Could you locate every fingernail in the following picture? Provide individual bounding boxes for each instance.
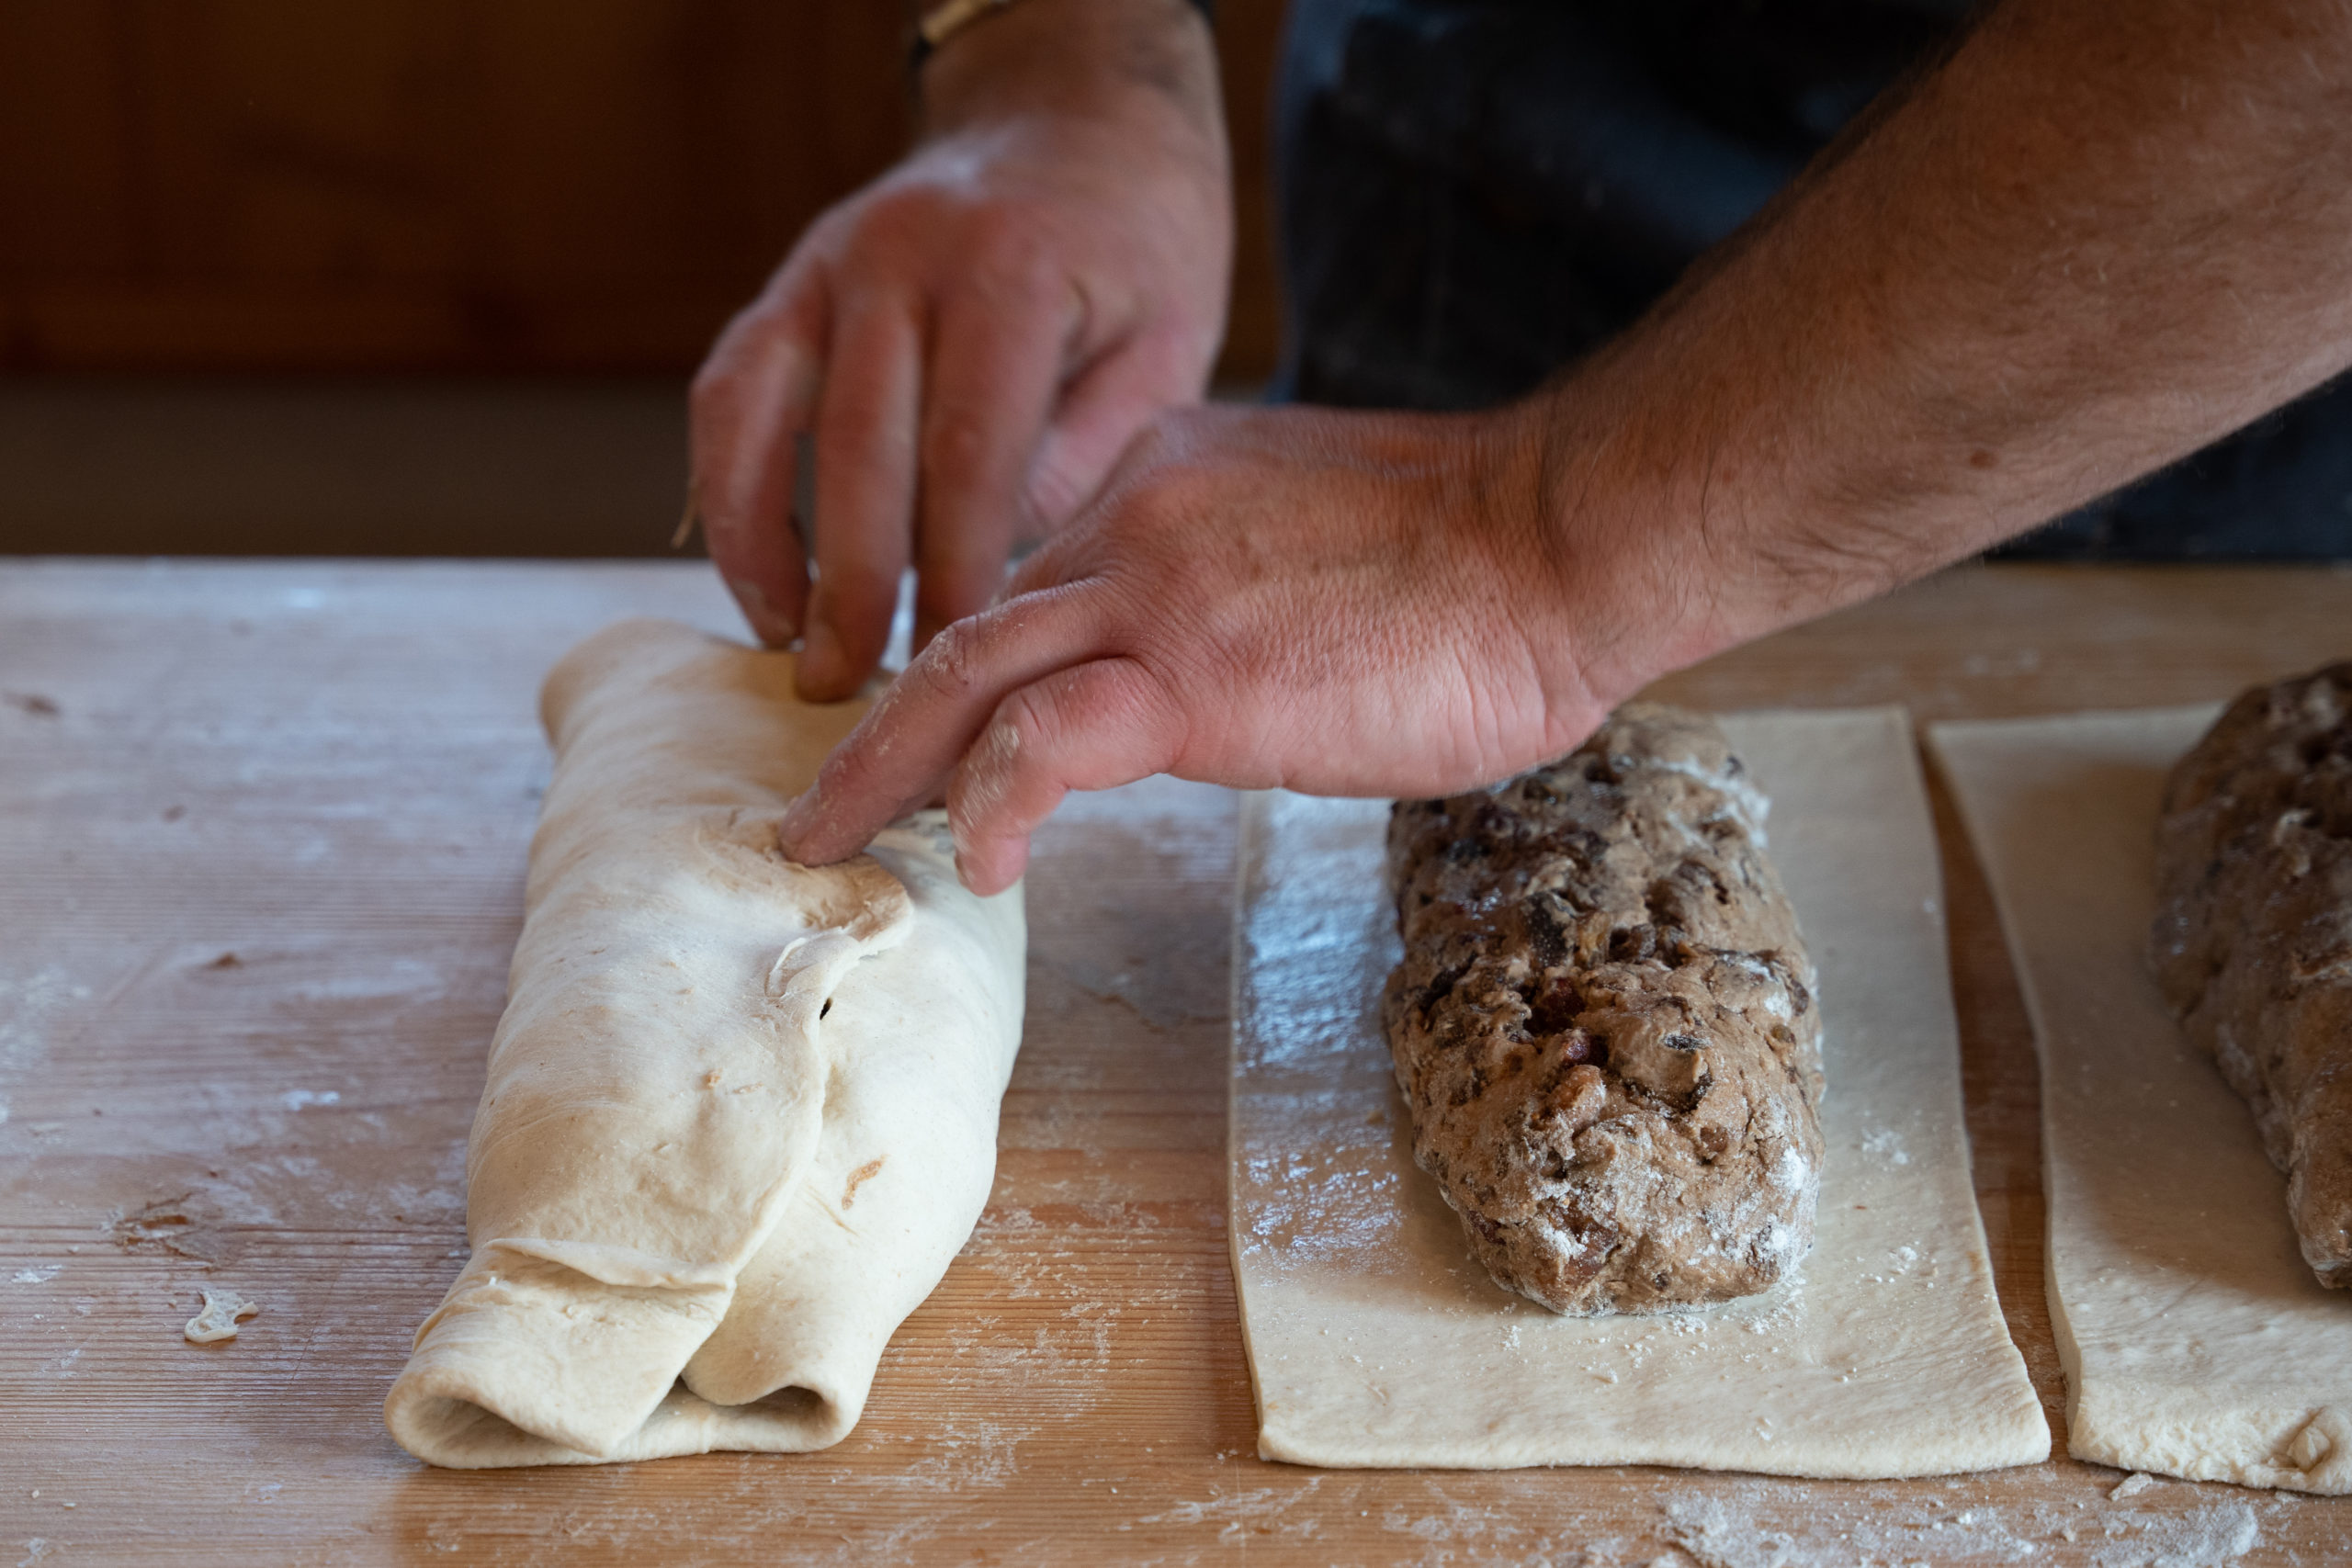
[797,618,842,694]
[775,790,819,861]
[727,578,796,648]
[950,834,1025,897]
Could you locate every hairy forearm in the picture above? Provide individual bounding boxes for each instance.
[920,0,1223,147]
[1546,0,2352,694]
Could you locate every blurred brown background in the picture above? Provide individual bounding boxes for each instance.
[0,0,1287,555]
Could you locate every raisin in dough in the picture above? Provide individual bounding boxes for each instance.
[2150,663,2352,1288]
[384,618,1025,1468]
[1384,705,1824,1314]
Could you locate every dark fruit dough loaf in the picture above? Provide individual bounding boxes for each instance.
[1383,704,1826,1315]
[2151,662,2352,1288]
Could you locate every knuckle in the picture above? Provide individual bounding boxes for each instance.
[967,204,1037,259]
[688,362,734,420]
[861,184,962,248]
[910,618,986,704]
[945,714,1028,828]
[1096,487,1187,559]
[968,220,1061,298]
[923,406,992,477]
[1004,539,1071,600]
[984,703,1036,775]
[1118,658,1195,771]
[821,379,908,446]
[995,686,1057,750]
[692,331,762,411]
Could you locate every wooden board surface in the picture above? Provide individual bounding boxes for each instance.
[4,558,2351,1565]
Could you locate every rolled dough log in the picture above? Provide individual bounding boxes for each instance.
[384,619,1025,1468]
[1231,708,2046,1474]
[2148,665,2352,1287]
[1932,707,2352,1494]
[1383,705,1826,1314]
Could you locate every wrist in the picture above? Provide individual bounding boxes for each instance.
[1493,385,1726,717]
[919,0,1219,144]
[1516,310,1904,709]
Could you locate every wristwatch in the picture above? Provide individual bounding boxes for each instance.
[910,0,1214,71]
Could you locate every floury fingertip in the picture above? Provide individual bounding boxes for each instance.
[774,790,820,861]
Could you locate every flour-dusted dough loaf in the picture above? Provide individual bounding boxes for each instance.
[383,619,1025,1467]
[1382,704,1824,1314]
[2150,662,2352,1288]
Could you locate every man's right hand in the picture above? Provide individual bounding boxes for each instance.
[690,0,1233,701]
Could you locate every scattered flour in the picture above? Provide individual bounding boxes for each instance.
[1140,1477,1329,1545]
[2087,1503,2259,1568]
[0,967,93,1080]
[1860,1128,1912,1167]
[1652,1486,2267,1568]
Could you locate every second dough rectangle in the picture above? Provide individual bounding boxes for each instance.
[1930,705,2352,1495]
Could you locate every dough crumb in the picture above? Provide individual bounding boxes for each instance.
[2109,1471,2159,1500]
[842,1156,886,1209]
[184,1289,259,1344]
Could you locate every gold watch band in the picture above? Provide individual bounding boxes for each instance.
[917,0,1023,55]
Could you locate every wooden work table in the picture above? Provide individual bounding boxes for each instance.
[4,558,2350,1564]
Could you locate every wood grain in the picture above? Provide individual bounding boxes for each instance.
[3,559,2349,1564]
[0,0,1290,383]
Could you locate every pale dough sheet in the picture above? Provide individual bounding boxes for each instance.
[384,619,1026,1468]
[1930,707,2352,1494]
[1229,707,2047,1475]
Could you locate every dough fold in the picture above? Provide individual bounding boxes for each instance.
[385,619,1025,1468]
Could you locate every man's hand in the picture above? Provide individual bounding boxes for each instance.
[690,0,1231,700]
[775,402,1676,893]
[783,0,2352,891]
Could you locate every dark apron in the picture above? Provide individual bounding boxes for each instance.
[1272,0,2352,559]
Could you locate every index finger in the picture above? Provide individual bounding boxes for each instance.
[775,580,1112,864]
[690,267,827,647]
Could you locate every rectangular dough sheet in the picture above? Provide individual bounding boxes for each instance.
[1930,706,2352,1494]
[1229,707,2047,1474]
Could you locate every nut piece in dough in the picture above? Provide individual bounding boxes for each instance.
[1383,704,1825,1314]
[2150,661,2352,1287]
